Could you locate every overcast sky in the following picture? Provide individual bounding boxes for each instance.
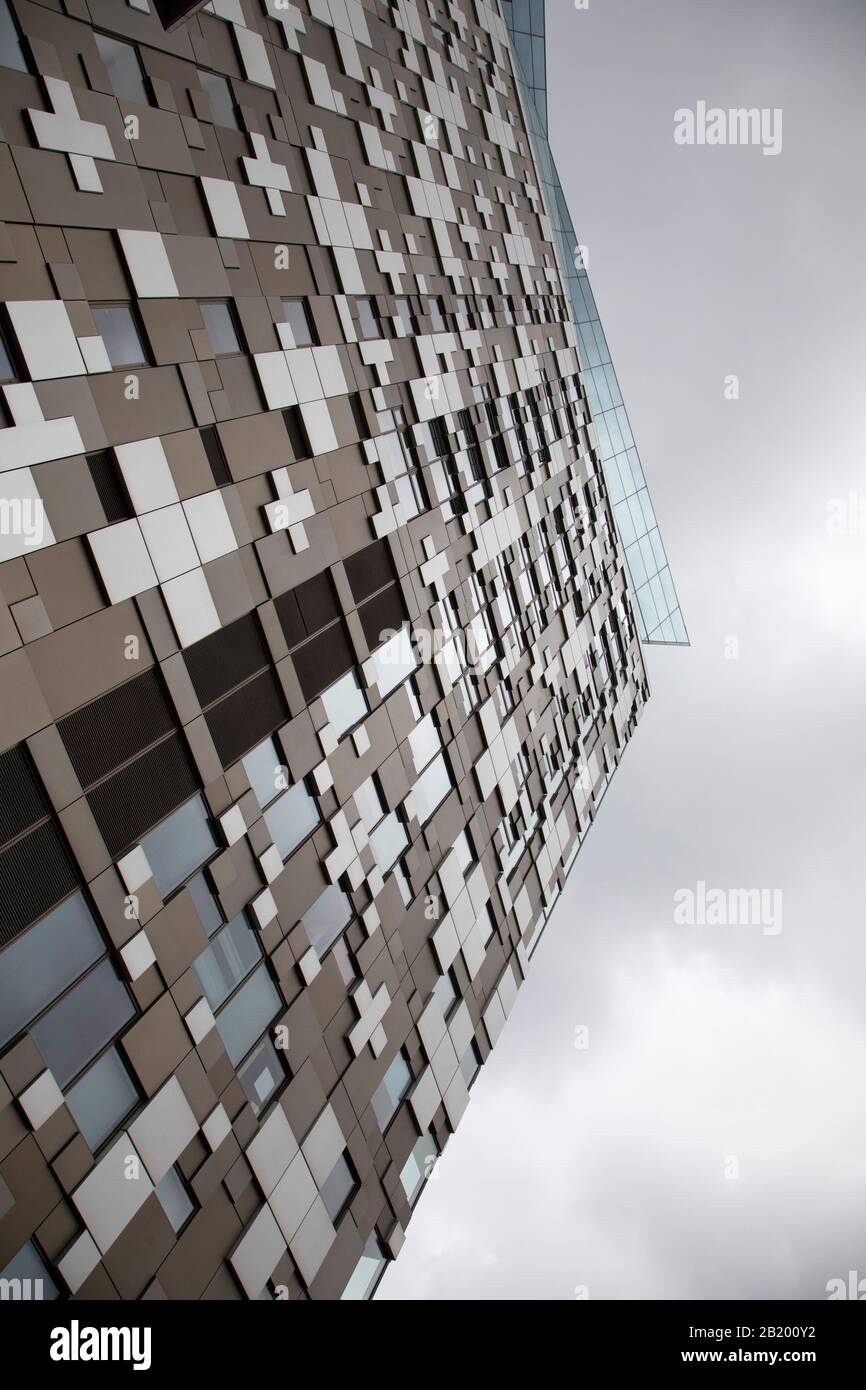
[379,0,866,1300]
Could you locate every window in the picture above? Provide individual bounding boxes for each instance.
[356,297,380,340]
[431,970,457,1019]
[94,33,149,106]
[393,298,414,335]
[0,893,103,1049]
[368,812,408,876]
[302,884,353,959]
[281,298,314,348]
[65,1046,138,1151]
[460,1041,481,1087]
[193,909,285,1095]
[201,301,241,356]
[399,1130,438,1206]
[371,1050,412,1131]
[186,871,223,937]
[194,912,260,1012]
[140,795,217,899]
[427,297,447,332]
[239,1036,285,1116]
[31,958,135,1089]
[155,1168,195,1232]
[453,831,475,874]
[199,69,238,129]
[331,936,358,987]
[320,670,367,739]
[340,1234,387,1301]
[242,737,282,810]
[0,0,27,72]
[0,328,15,382]
[366,627,418,698]
[320,1152,357,1222]
[411,753,453,824]
[216,964,281,1067]
[91,305,147,368]
[264,781,320,861]
[353,777,408,878]
[354,777,384,832]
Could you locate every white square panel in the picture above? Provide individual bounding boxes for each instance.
[200,176,249,239]
[0,469,55,561]
[300,400,338,455]
[6,301,86,380]
[139,505,199,581]
[182,491,237,564]
[285,349,322,403]
[120,930,157,982]
[117,229,179,298]
[72,1134,154,1255]
[161,568,221,647]
[115,438,178,513]
[88,519,158,604]
[253,351,297,409]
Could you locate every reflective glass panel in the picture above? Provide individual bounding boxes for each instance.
[31,960,135,1088]
[91,306,146,367]
[201,302,240,356]
[0,893,103,1049]
[141,795,216,898]
[303,885,352,957]
[65,1046,138,1151]
[264,782,319,860]
[371,1050,411,1131]
[215,964,281,1066]
[193,913,260,1012]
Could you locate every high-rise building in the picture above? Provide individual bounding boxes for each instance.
[0,0,681,1302]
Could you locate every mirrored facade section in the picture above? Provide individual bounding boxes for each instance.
[505,4,687,643]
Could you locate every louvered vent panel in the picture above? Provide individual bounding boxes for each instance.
[0,745,48,847]
[0,822,78,948]
[86,450,131,523]
[205,669,287,767]
[58,668,176,790]
[88,734,199,858]
[184,613,268,709]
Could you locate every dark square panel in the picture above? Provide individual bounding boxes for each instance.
[292,623,355,701]
[295,572,339,636]
[344,540,396,605]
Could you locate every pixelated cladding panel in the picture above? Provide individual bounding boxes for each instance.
[0,0,647,1302]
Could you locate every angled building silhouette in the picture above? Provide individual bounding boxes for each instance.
[0,0,682,1301]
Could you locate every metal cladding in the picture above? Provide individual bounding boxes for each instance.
[0,0,648,1300]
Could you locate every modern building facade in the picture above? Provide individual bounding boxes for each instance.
[0,0,678,1301]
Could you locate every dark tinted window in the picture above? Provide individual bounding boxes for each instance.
[0,0,27,72]
[31,959,135,1088]
[201,301,241,356]
[92,305,146,368]
[356,297,380,340]
[94,33,149,105]
[281,299,314,347]
[0,893,103,1049]
[199,69,238,128]
[0,329,15,381]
